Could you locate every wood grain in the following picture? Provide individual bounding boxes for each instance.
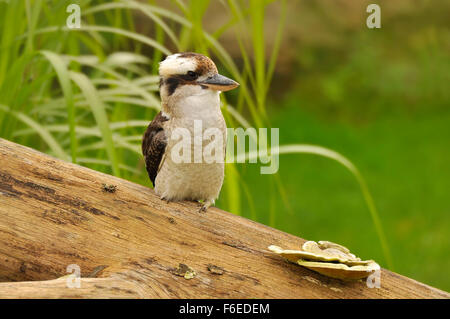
[0,138,448,299]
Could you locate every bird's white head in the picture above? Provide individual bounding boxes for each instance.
[158,52,239,109]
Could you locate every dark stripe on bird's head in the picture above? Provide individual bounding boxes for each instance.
[165,77,180,96]
[163,72,204,96]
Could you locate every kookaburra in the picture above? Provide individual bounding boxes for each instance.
[142,52,239,212]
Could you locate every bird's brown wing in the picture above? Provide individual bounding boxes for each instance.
[142,111,169,186]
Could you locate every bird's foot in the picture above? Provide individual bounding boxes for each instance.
[160,196,171,204]
[199,199,213,213]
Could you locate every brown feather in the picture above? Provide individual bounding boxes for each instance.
[142,112,169,186]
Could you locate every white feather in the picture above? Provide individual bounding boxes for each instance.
[159,53,197,77]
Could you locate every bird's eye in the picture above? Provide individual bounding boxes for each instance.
[187,71,198,79]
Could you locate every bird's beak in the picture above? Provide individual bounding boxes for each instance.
[199,74,239,92]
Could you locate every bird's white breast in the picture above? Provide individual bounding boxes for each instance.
[155,90,226,202]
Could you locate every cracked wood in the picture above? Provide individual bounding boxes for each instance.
[0,138,448,298]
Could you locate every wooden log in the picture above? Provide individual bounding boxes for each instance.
[0,138,448,299]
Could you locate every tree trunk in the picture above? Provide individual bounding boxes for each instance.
[0,138,447,298]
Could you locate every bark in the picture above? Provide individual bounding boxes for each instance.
[0,138,447,299]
